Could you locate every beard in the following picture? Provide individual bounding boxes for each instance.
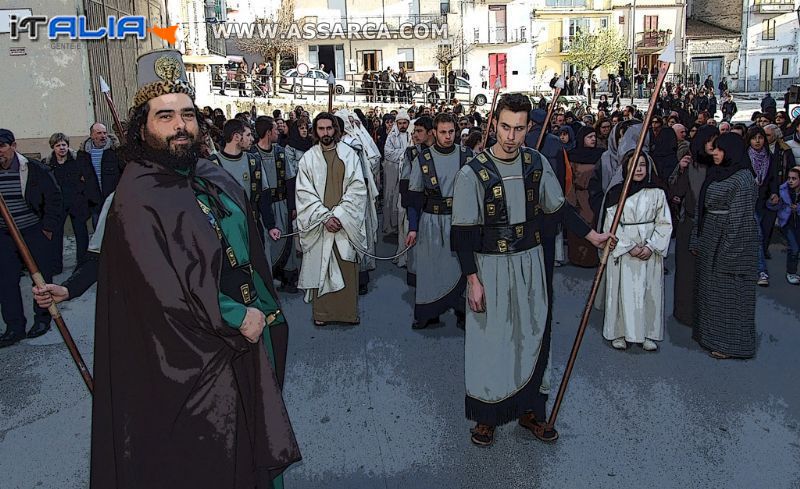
[141,127,201,171]
[320,135,334,146]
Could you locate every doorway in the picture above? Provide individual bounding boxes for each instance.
[489,53,507,88]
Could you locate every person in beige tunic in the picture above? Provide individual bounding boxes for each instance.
[295,113,368,325]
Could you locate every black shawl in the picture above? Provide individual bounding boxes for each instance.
[568,126,605,165]
[697,133,755,231]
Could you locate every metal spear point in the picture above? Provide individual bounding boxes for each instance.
[480,78,504,150]
[545,41,676,432]
[536,76,564,150]
[100,76,126,138]
[0,192,94,393]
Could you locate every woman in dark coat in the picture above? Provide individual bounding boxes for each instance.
[669,125,717,325]
[566,126,605,267]
[690,133,759,359]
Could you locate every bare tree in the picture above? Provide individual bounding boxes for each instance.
[236,0,297,92]
[434,33,474,100]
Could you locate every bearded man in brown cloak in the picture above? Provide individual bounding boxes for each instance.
[90,49,300,489]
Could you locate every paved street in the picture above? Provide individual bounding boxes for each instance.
[1,223,799,488]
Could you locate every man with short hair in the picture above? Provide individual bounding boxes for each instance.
[396,116,435,282]
[405,113,473,329]
[90,50,299,486]
[296,113,368,325]
[765,124,797,183]
[251,116,299,292]
[451,93,614,446]
[719,121,731,134]
[77,122,123,227]
[0,129,63,347]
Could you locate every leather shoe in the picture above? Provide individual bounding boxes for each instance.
[0,330,24,348]
[26,321,51,339]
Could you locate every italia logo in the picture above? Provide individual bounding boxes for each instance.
[10,15,177,44]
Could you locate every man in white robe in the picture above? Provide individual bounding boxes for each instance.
[296,113,368,325]
[336,110,379,295]
[383,110,411,234]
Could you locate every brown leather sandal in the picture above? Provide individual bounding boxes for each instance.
[470,424,495,447]
[519,412,559,442]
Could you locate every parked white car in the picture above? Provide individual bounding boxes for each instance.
[279,69,351,95]
[454,76,493,106]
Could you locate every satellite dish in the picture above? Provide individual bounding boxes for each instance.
[296,63,309,75]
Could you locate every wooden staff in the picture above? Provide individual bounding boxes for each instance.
[100,77,126,138]
[546,42,676,432]
[536,77,564,150]
[0,192,94,393]
[480,78,503,150]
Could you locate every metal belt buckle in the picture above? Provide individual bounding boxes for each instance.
[497,239,508,253]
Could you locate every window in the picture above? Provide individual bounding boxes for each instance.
[619,16,625,24]
[759,58,774,91]
[763,19,776,40]
[398,48,414,71]
[600,18,608,29]
[440,1,450,15]
[782,58,790,75]
[644,15,658,31]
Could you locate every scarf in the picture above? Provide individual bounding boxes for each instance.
[287,122,313,152]
[748,146,770,185]
[568,126,605,164]
[600,150,665,230]
[697,133,755,232]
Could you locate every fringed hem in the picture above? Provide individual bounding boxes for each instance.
[414,276,466,322]
[465,383,547,427]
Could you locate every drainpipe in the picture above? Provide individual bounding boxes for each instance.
[742,0,750,92]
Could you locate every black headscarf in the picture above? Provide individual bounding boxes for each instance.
[601,149,665,229]
[287,120,313,152]
[697,132,755,231]
[689,125,719,166]
[568,126,605,164]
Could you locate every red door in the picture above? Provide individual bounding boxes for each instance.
[488,53,507,88]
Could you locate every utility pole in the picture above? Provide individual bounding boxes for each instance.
[630,0,636,104]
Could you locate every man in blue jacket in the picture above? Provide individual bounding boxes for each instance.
[0,129,63,347]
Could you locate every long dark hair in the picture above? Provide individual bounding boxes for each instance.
[311,112,342,144]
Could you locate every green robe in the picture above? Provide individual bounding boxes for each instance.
[195,185,287,489]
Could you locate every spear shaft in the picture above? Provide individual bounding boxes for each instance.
[546,56,672,431]
[0,192,94,393]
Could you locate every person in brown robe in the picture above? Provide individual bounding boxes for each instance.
[295,113,368,325]
[91,50,300,489]
[565,126,605,267]
[669,125,718,325]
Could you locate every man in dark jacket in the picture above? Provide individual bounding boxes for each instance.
[761,93,777,116]
[44,133,101,273]
[0,128,63,348]
[76,122,124,227]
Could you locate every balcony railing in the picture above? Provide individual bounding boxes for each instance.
[206,23,226,56]
[635,30,671,49]
[754,0,796,13]
[473,26,527,44]
[560,36,573,52]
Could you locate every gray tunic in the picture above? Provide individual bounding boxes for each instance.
[216,152,273,269]
[257,145,299,273]
[396,145,418,273]
[452,152,565,403]
[409,146,464,312]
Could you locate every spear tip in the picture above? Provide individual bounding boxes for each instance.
[659,40,676,64]
[99,76,110,94]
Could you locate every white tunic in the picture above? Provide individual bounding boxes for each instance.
[601,188,673,343]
